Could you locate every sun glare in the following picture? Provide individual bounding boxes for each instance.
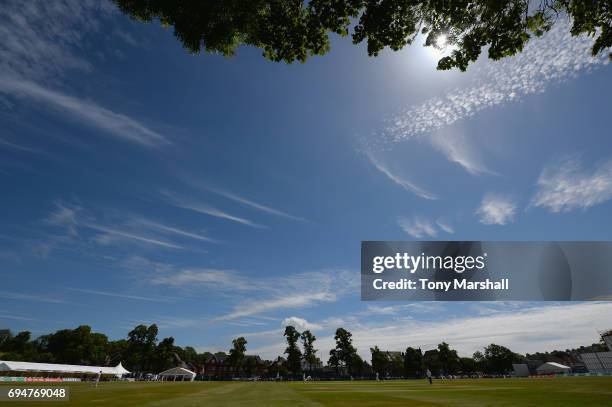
[425,33,454,60]
[435,34,447,49]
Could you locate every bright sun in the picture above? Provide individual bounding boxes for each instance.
[435,34,447,48]
[425,33,453,59]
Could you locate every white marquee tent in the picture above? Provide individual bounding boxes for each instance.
[0,360,130,377]
[158,367,196,381]
[536,362,571,375]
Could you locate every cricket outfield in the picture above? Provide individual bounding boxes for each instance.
[2,377,612,406]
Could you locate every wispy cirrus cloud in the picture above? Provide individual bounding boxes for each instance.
[398,216,454,238]
[0,290,68,305]
[204,187,308,223]
[132,218,215,243]
[0,313,38,322]
[436,219,454,234]
[212,270,357,321]
[163,191,265,228]
[138,258,356,322]
[377,20,609,174]
[476,194,517,225]
[0,78,169,147]
[150,269,249,290]
[66,287,173,303]
[45,200,211,252]
[531,156,612,213]
[0,0,168,148]
[366,152,436,200]
[87,223,184,249]
[0,0,110,81]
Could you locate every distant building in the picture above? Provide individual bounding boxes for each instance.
[581,352,612,373]
[602,330,612,352]
[202,354,266,379]
[300,358,322,371]
[536,362,571,375]
[0,360,129,381]
[158,367,196,381]
[580,329,612,373]
[512,364,530,377]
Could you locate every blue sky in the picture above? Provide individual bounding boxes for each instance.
[1,1,611,360]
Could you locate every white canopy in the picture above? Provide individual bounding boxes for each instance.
[158,367,196,381]
[536,362,571,374]
[0,361,129,377]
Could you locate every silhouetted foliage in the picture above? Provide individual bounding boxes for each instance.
[370,346,388,376]
[301,330,318,371]
[437,342,460,375]
[328,327,360,375]
[480,343,524,374]
[283,325,303,375]
[113,0,612,70]
[227,336,248,374]
[403,346,424,378]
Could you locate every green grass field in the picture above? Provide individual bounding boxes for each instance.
[2,377,612,406]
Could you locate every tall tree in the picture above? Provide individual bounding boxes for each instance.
[404,347,424,378]
[283,326,303,375]
[327,349,340,374]
[437,342,460,375]
[228,336,247,375]
[329,327,359,376]
[301,330,318,371]
[0,329,12,349]
[473,350,486,372]
[114,0,612,70]
[460,357,477,374]
[423,349,442,375]
[370,346,388,377]
[154,337,177,372]
[127,324,159,372]
[482,343,523,374]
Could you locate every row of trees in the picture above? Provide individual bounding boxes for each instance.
[282,326,320,375]
[371,342,524,378]
[2,324,601,377]
[113,0,612,70]
[1,325,209,375]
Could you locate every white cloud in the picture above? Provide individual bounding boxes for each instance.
[150,269,248,290]
[379,20,609,173]
[366,152,436,200]
[0,1,168,148]
[0,313,37,322]
[163,191,265,228]
[214,270,357,321]
[87,223,184,249]
[0,290,67,304]
[216,292,335,322]
[132,218,216,243]
[142,262,357,322]
[348,302,612,359]
[205,187,308,223]
[398,216,454,238]
[436,219,454,234]
[66,287,172,303]
[45,201,211,251]
[0,78,168,147]
[0,0,111,81]
[476,194,517,225]
[428,130,493,175]
[282,316,322,331]
[531,157,612,213]
[248,302,612,360]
